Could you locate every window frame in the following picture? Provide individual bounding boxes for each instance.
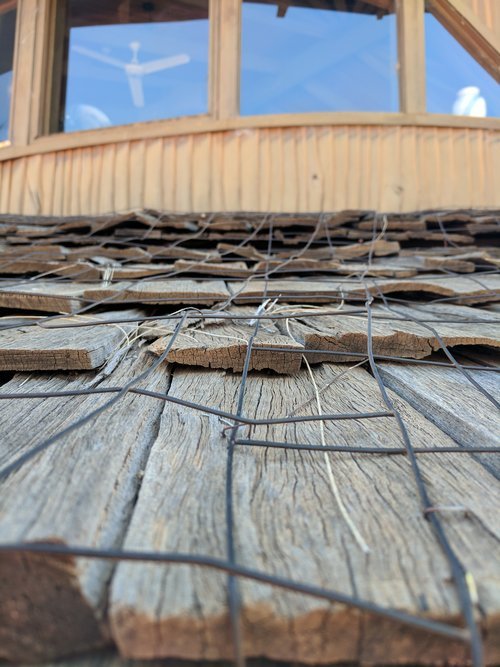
[1,0,499,162]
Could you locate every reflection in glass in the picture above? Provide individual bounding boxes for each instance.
[241,0,398,115]
[58,1,209,133]
[425,13,499,118]
[0,1,16,143]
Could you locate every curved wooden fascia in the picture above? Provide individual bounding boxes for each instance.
[0,112,499,163]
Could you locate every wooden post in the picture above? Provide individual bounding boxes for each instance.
[396,0,426,113]
[9,0,53,145]
[209,0,241,119]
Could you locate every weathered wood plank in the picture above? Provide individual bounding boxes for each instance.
[110,364,500,664]
[0,309,140,371]
[83,280,230,306]
[379,359,500,478]
[230,274,500,305]
[281,303,500,362]
[0,348,170,662]
[0,281,87,313]
[148,309,303,374]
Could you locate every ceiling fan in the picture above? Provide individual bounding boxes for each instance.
[72,41,190,108]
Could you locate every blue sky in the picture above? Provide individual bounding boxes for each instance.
[425,13,499,116]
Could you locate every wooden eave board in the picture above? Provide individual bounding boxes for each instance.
[0,309,141,371]
[0,349,170,662]
[110,365,500,664]
[379,360,500,478]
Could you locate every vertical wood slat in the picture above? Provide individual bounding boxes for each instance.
[24,153,42,214]
[161,137,176,212]
[209,0,241,120]
[175,136,193,212]
[128,141,146,211]
[239,129,259,212]
[396,0,426,113]
[143,139,163,213]
[8,157,27,213]
[99,144,116,214]
[191,133,211,212]
[113,142,130,212]
[89,146,103,215]
[69,148,82,216]
[40,152,56,213]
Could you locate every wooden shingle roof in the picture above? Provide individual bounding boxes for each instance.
[0,209,498,666]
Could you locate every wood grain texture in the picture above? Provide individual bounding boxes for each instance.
[0,309,139,371]
[0,348,170,662]
[0,281,87,313]
[0,125,498,215]
[282,302,500,362]
[83,280,230,306]
[148,309,303,373]
[396,0,426,113]
[462,0,500,37]
[110,364,500,664]
[428,0,500,82]
[379,360,500,478]
[229,274,500,305]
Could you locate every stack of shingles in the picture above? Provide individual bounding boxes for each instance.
[0,209,498,283]
[0,211,499,666]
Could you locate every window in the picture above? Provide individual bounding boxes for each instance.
[240,0,398,115]
[425,12,499,118]
[0,0,16,143]
[54,0,210,133]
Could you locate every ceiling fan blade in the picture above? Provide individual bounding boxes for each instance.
[127,73,145,108]
[72,44,125,69]
[139,53,190,76]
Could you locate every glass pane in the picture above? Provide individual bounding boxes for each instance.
[241,0,398,115]
[58,0,209,133]
[425,12,499,117]
[0,1,17,143]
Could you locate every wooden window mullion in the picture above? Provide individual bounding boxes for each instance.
[9,0,52,145]
[209,0,241,120]
[396,0,426,113]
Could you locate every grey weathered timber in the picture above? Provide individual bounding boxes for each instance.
[0,348,170,662]
[148,309,303,373]
[229,274,500,304]
[0,309,141,371]
[83,280,230,306]
[366,273,500,304]
[279,303,500,362]
[0,281,87,313]
[110,365,500,664]
[379,360,500,478]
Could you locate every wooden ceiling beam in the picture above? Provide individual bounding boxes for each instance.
[426,0,500,83]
